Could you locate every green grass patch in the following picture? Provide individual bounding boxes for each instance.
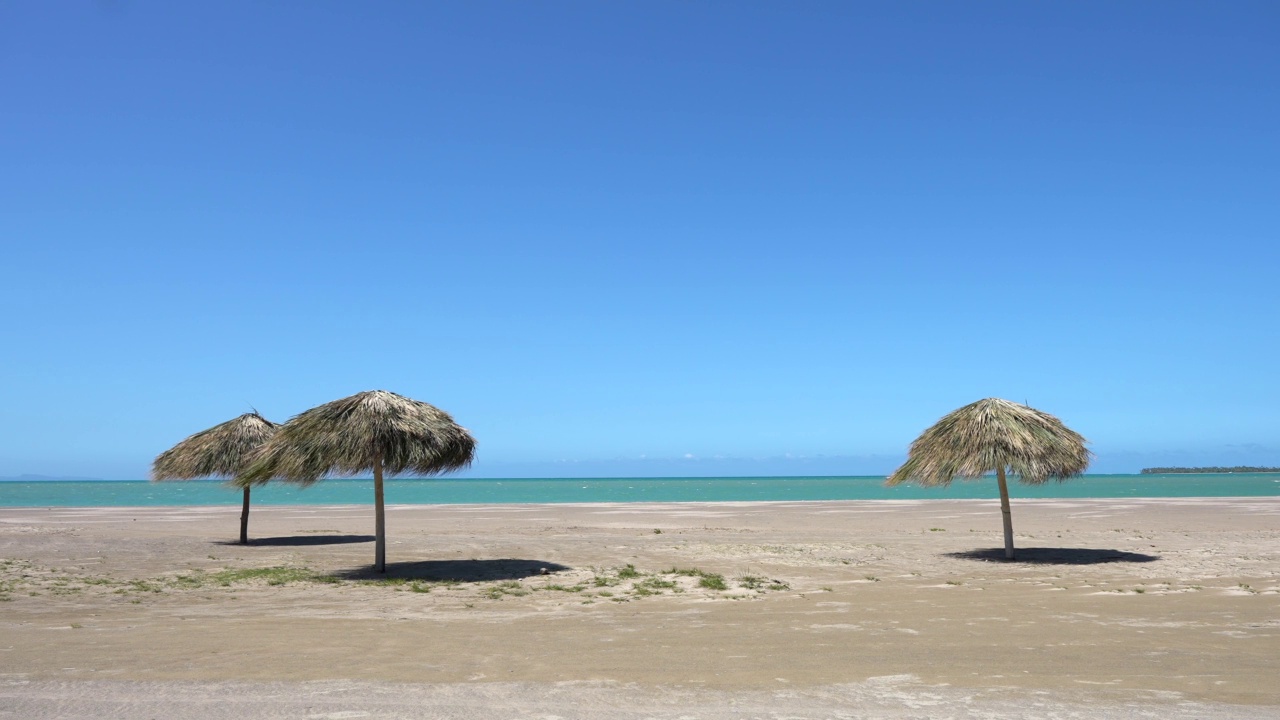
[80,577,117,587]
[540,583,586,593]
[483,580,529,600]
[629,577,678,596]
[169,572,209,589]
[638,577,677,590]
[698,573,728,591]
[209,567,325,587]
[125,580,165,593]
[663,567,744,592]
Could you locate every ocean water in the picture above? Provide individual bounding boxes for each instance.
[0,474,1277,507]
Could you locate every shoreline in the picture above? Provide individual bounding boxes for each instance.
[2,498,1277,714]
[3,494,1279,512]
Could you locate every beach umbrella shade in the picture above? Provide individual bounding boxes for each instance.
[886,398,1090,560]
[235,390,475,573]
[151,412,280,545]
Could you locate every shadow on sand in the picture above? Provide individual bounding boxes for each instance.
[216,535,376,547]
[332,558,572,582]
[944,547,1159,565]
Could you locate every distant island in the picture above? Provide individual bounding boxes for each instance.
[1140,466,1280,474]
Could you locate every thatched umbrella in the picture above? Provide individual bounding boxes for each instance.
[886,398,1090,560]
[152,412,279,545]
[235,390,475,572]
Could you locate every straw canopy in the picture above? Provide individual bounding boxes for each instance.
[236,390,475,487]
[153,412,279,481]
[886,398,1090,487]
[886,398,1090,559]
[152,412,279,544]
[235,390,475,572]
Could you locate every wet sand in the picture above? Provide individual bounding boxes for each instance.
[2,498,1278,718]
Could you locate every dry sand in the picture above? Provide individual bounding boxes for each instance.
[1,498,1277,718]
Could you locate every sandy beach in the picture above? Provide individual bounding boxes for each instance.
[2,498,1278,718]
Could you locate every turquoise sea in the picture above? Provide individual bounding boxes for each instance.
[0,474,1277,507]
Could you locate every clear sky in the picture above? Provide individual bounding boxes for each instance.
[2,2,1276,479]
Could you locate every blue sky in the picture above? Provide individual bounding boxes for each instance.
[1,2,1276,479]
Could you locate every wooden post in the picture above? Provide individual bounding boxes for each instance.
[997,466,1015,560]
[374,454,386,573]
[239,486,251,545]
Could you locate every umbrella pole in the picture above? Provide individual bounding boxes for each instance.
[997,466,1015,559]
[239,486,251,545]
[374,455,386,573]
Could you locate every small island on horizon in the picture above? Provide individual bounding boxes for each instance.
[1140,466,1280,474]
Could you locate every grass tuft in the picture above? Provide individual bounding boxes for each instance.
[209,567,322,587]
[540,583,586,593]
[483,580,529,600]
[698,573,728,591]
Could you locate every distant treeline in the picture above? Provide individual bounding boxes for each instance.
[1140,466,1280,474]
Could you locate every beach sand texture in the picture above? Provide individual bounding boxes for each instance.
[1,498,1277,718]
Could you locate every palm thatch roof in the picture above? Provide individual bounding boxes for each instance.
[235,390,475,486]
[152,412,279,480]
[886,398,1090,487]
